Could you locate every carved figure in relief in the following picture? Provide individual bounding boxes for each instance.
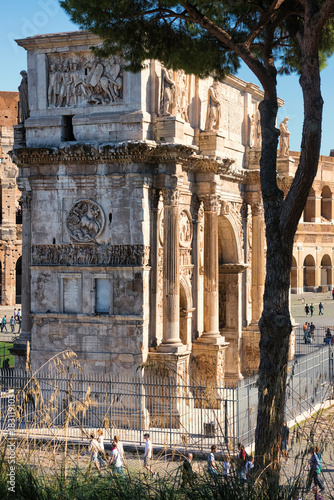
[179,211,192,246]
[205,81,220,131]
[48,64,58,107]
[250,110,261,147]
[47,56,123,107]
[18,70,29,123]
[160,67,175,115]
[279,117,291,157]
[177,71,189,122]
[66,200,105,242]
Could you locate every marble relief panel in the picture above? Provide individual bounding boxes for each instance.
[47,52,123,108]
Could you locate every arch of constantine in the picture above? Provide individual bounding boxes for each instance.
[10,31,332,383]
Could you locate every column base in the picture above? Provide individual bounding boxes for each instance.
[157,342,188,354]
[191,340,228,387]
[199,130,225,157]
[196,332,226,345]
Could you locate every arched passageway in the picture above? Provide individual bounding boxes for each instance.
[290,256,297,293]
[321,186,332,221]
[303,255,315,291]
[321,254,332,288]
[15,256,22,304]
[304,188,315,222]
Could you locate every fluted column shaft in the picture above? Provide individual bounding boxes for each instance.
[202,195,220,338]
[251,203,265,324]
[21,190,32,334]
[161,188,182,348]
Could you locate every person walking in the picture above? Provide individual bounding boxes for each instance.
[310,303,315,317]
[306,446,325,492]
[110,440,125,476]
[318,302,324,315]
[305,304,310,316]
[88,433,101,475]
[238,442,247,479]
[182,453,195,487]
[97,428,106,468]
[9,316,15,333]
[281,421,290,461]
[114,435,124,463]
[207,445,218,484]
[143,433,154,476]
[310,322,316,340]
[17,316,22,334]
[2,316,8,332]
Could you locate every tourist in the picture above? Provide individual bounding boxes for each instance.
[281,421,289,461]
[305,304,310,316]
[2,316,7,332]
[17,309,21,320]
[238,442,247,479]
[318,302,324,315]
[13,308,17,321]
[182,452,195,487]
[207,445,218,484]
[97,428,106,468]
[223,455,231,482]
[143,432,154,476]
[332,288,334,300]
[310,322,316,340]
[114,434,124,463]
[88,432,101,474]
[306,446,325,492]
[310,303,314,317]
[10,316,15,333]
[245,455,255,479]
[17,316,22,334]
[110,440,125,476]
[325,328,332,345]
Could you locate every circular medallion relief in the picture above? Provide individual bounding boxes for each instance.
[179,210,193,247]
[66,199,105,242]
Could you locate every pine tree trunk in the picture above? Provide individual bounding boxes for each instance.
[255,20,323,494]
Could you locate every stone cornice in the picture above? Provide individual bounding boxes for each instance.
[15,30,101,51]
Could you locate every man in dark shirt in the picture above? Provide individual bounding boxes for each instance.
[281,422,290,461]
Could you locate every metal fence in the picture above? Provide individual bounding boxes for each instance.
[294,325,334,356]
[0,345,333,453]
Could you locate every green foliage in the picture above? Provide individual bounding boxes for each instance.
[60,0,334,79]
[0,342,14,368]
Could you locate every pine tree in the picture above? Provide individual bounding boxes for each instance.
[61,0,334,491]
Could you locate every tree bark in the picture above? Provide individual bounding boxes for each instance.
[255,12,324,493]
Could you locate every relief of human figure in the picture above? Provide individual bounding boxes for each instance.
[178,71,189,122]
[205,81,220,131]
[47,64,58,107]
[59,64,73,107]
[160,67,175,115]
[250,110,261,147]
[279,117,291,157]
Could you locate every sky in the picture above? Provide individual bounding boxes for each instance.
[1,0,334,156]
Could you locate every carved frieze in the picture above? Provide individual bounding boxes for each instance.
[47,54,123,108]
[32,244,150,267]
[66,200,105,242]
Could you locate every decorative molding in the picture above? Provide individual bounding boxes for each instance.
[31,243,150,267]
[200,194,219,212]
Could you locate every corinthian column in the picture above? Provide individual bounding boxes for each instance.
[201,194,220,339]
[251,203,265,324]
[158,188,184,353]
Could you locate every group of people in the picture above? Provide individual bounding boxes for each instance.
[204,443,254,486]
[88,430,125,475]
[0,309,21,334]
[88,431,153,477]
[303,321,316,343]
[304,302,325,316]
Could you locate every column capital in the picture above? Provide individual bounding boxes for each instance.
[150,188,161,211]
[162,187,179,206]
[200,194,219,212]
[20,190,32,210]
[251,202,264,218]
